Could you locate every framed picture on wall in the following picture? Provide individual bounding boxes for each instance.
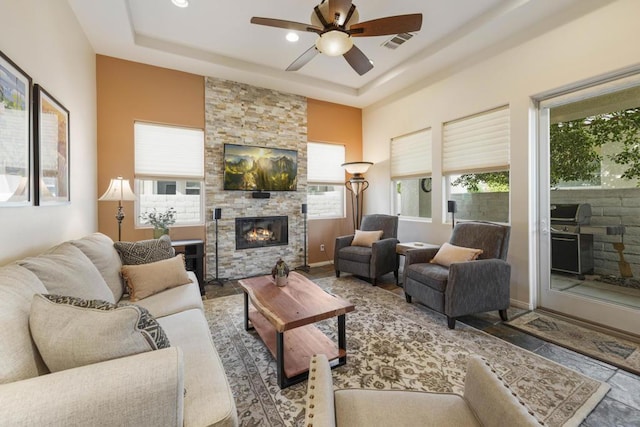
[0,50,32,206]
[34,84,70,205]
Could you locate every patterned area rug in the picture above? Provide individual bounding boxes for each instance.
[204,276,609,427]
[507,311,640,376]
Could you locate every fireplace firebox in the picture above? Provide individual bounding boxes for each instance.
[235,216,288,250]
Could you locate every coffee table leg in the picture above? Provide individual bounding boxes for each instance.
[338,314,347,364]
[276,331,285,388]
[243,292,251,331]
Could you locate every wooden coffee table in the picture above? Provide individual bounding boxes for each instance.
[239,271,355,388]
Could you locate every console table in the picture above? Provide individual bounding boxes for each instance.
[171,239,205,296]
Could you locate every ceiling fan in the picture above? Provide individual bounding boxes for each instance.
[250,0,422,76]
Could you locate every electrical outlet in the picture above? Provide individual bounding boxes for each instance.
[320,244,325,252]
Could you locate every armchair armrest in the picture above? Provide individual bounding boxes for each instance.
[304,354,337,427]
[0,347,184,427]
[370,237,399,275]
[446,259,511,317]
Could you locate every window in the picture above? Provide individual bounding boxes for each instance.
[443,106,510,223]
[307,142,345,219]
[390,128,432,219]
[134,122,205,227]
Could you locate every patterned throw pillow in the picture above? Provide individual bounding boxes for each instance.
[114,234,175,265]
[29,294,170,372]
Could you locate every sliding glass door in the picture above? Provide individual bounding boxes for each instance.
[537,73,640,336]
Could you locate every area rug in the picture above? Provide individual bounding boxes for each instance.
[204,276,609,427]
[507,311,640,376]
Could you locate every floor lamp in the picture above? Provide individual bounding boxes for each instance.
[342,161,373,231]
[210,208,225,286]
[98,177,136,241]
[295,203,310,272]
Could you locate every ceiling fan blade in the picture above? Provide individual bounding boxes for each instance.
[349,14,423,37]
[343,45,373,76]
[251,17,323,34]
[286,46,319,71]
[327,0,353,26]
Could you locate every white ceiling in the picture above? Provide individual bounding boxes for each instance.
[67,0,613,108]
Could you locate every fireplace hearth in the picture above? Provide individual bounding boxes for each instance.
[235,216,288,250]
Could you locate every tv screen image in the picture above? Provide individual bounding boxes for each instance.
[223,144,298,191]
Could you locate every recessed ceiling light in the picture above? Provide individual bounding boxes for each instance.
[286,32,299,43]
[171,0,189,8]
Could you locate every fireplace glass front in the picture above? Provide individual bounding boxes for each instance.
[235,216,288,250]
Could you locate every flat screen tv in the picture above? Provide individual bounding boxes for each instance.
[223,144,298,191]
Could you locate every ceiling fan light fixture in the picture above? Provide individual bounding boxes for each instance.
[315,30,353,56]
[171,0,189,8]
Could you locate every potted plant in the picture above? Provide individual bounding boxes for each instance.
[140,207,177,238]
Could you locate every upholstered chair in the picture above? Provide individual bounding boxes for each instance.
[334,214,399,285]
[304,353,542,427]
[404,221,511,329]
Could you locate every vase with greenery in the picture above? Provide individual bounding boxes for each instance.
[140,207,177,238]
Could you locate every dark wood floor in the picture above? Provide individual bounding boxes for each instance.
[202,265,640,426]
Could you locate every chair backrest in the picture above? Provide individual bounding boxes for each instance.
[449,221,510,260]
[360,214,398,240]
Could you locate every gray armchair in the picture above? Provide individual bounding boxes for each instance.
[404,221,511,329]
[334,214,399,286]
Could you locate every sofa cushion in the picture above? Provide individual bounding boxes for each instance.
[129,273,203,319]
[351,230,383,247]
[71,232,124,301]
[29,294,170,372]
[114,234,174,265]
[334,389,480,427]
[406,263,450,292]
[0,264,49,384]
[157,308,238,427]
[431,242,483,267]
[338,246,372,263]
[120,254,192,302]
[18,243,115,303]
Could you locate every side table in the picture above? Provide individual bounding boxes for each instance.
[171,239,205,296]
[396,242,440,286]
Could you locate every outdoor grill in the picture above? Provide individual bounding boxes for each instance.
[550,203,594,277]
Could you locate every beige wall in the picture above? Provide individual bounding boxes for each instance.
[96,55,205,242]
[362,0,640,320]
[0,0,97,263]
[307,99,363,264]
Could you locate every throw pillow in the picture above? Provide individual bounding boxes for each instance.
[351,230,384,247]
[18,243,115,303]
[430,242,483,267]
[114,234,175,266]
[29,294,170,373]
[71,232,125,301]
[120,254,192,301]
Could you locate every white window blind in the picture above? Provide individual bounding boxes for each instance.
[443,106,510,174]
[134,122,204,179]
[391,128,432,180]
[307,142,345,183]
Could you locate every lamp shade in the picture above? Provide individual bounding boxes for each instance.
[315,31,353,56]
[99,177,136,202]
[341,161,373,175]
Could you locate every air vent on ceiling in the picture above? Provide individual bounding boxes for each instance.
[381,32,414,50]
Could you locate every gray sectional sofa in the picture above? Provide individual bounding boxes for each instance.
[0,232,237,426]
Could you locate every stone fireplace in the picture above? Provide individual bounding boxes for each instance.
[204,76,307,279]
[235,216,288,250]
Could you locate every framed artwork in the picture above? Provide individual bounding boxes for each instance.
[0,50,32,206]
[34,84,70,205]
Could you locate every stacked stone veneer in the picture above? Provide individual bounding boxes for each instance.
[204,77,307,280]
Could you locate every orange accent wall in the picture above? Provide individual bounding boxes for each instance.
[96,55,205,242]
[306,98,363,264]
